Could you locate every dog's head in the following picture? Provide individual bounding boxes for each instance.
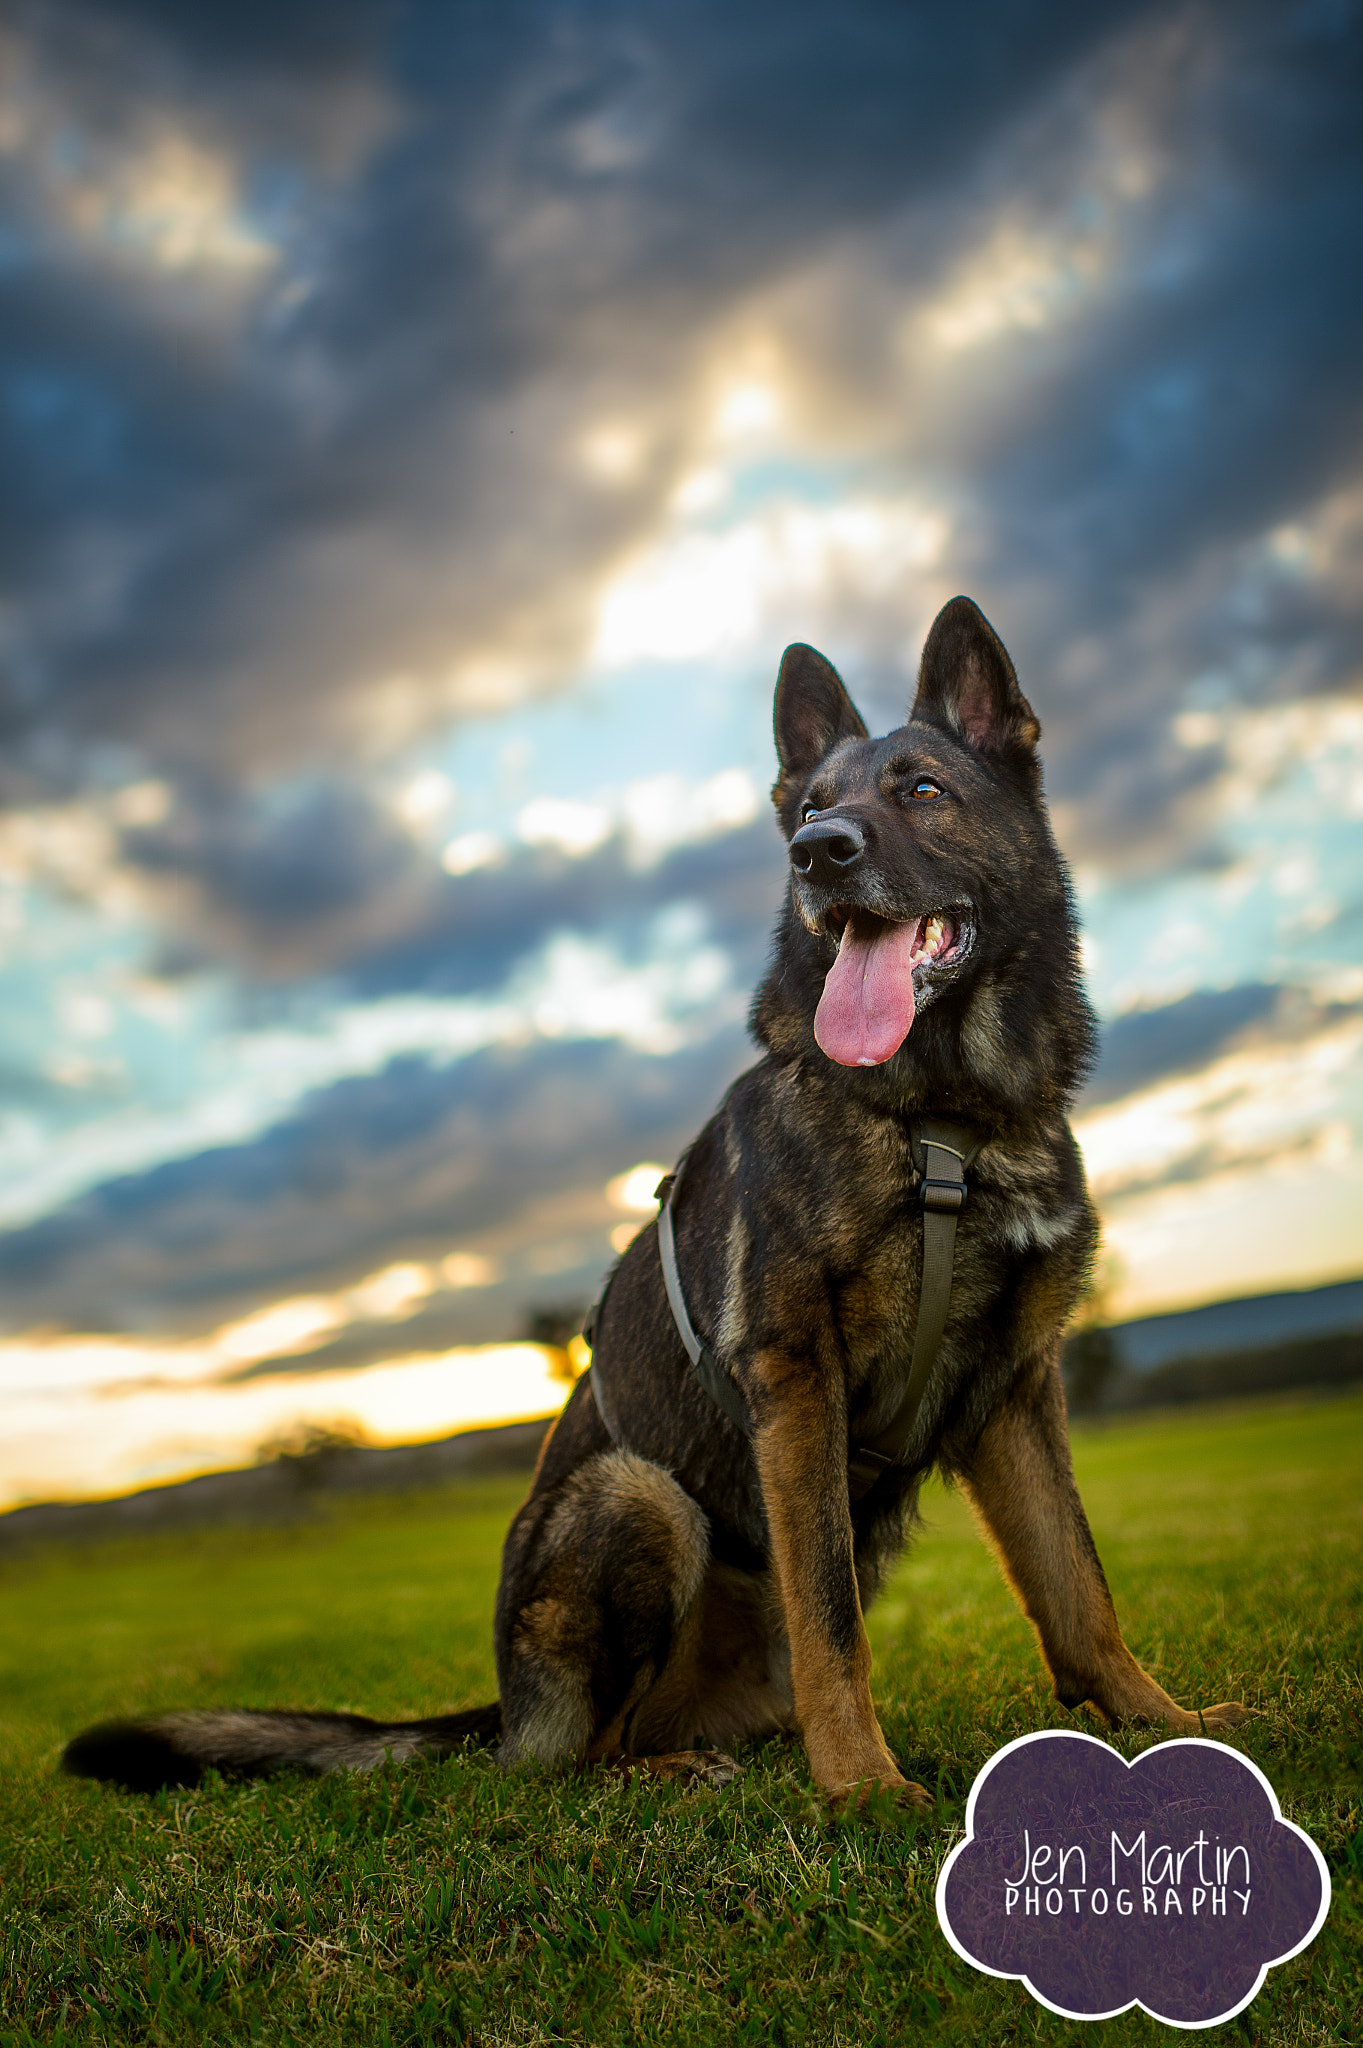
[770,595,1065,1073]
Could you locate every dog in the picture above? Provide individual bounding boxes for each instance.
[64,595,1245,1806]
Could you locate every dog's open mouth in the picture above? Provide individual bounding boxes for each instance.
[815,908,966,1068]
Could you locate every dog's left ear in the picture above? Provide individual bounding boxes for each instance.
[773,643,868,800]
[911,596,1040,761]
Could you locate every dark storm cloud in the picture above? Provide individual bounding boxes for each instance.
[115,780,788,984]
[732,1,1363,863]
[1080,982,1279,1106]
[0,1024,755,1340]
[0,0,1357,1133]
[2,967,1350,1347]
[124,777,423,970]
[339,817,788,1001]
[963,3,1363,860]
[972,26,1363,598]
[3,0,1280,817]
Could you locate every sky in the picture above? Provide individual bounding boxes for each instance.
[1,0,1360,1506]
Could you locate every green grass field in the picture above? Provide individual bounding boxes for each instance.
[2,1392,1359,2046]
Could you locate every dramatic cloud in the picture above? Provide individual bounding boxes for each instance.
[2,0,1356,815]
[0,1027,755,1340]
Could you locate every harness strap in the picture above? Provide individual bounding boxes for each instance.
[588,1116,984,1497]
[844,1119,982,1499]
[656,1170,753,1437]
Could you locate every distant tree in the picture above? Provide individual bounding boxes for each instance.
[255,1420,370,1486]
[523,1304,587,1349]
[523,1303,591,1386]
[1062,1242,1126,1414]
[1063,1325,1119,1415]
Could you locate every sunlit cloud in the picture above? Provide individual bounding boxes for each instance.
[579,422,648,483]
[75,130,275,272]
[441,829,504,875]
[0,1339,568,1512]
[606,1162,667,1214]
[712,380,783,442]
[605,1159,665,1252]
[0,794,146,920]
[922,221,1106,352]
[346,1262,437,1322]
[397,769,456,827]
[1074,1012,1363,1202]
[110,782,173,828]
[513,770,761,866]
[1073,999,1363,1315]
[671,468,730,516]
[441,1252,500,1289]
[523,914,733,1055]
[1099,1149,1363,1322]
[594,496,948,666]
[0,1243,522,1440]
[517,796,613,857]
[0,904,739,1227]
[0,65,276,278]
[213,1295,349,1366]
[1180,696,1363,827]
[621,768,760,863]
[1075,685,1363,1017]
[904,57,1166,359]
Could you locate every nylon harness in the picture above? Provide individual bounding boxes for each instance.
[586,1116,984,1504]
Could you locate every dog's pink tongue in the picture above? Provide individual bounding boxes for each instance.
[814,917,918,1067]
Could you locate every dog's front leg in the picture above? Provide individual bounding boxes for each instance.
[958,1352,1248,1734]
[751,1351,930,1807]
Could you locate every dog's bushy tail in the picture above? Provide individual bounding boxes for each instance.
[62,1702,502,1792]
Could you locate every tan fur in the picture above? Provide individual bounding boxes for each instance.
[749,1352,924,1804]
[573,1450,710,1622]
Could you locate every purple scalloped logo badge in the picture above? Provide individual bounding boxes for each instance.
[936,1732,1330,2027]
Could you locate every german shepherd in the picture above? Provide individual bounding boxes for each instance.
[65,596,1246,1807]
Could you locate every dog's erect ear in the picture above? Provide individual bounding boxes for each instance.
[910,596,1040,760]
[773,644,868,793]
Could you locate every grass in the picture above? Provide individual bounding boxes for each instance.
[1,1391,1359,2046]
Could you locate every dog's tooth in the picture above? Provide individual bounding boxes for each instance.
[925,916,944,953]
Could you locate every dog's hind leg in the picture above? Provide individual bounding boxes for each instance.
[494,1449,721,1773]
[955,1353,1248,1733]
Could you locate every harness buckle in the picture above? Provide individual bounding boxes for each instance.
[920,1177,965,1213]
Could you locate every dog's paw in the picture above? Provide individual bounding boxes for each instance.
[613,1749,743,1789]
[674,1749,744,1790]
[1193,1701,1253,1731]
[829,1774,933,1815]
[1151,1699,1254,1735]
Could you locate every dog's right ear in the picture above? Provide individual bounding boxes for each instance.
[910,596,1040,761]
[772,644,868,811]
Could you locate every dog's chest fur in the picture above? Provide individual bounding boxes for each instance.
[680,1066,1095,1473]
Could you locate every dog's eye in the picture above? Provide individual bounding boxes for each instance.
[911,779,942,801]
[801,802,820,823]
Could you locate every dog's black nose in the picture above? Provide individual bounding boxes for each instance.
[789,815,865,885]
